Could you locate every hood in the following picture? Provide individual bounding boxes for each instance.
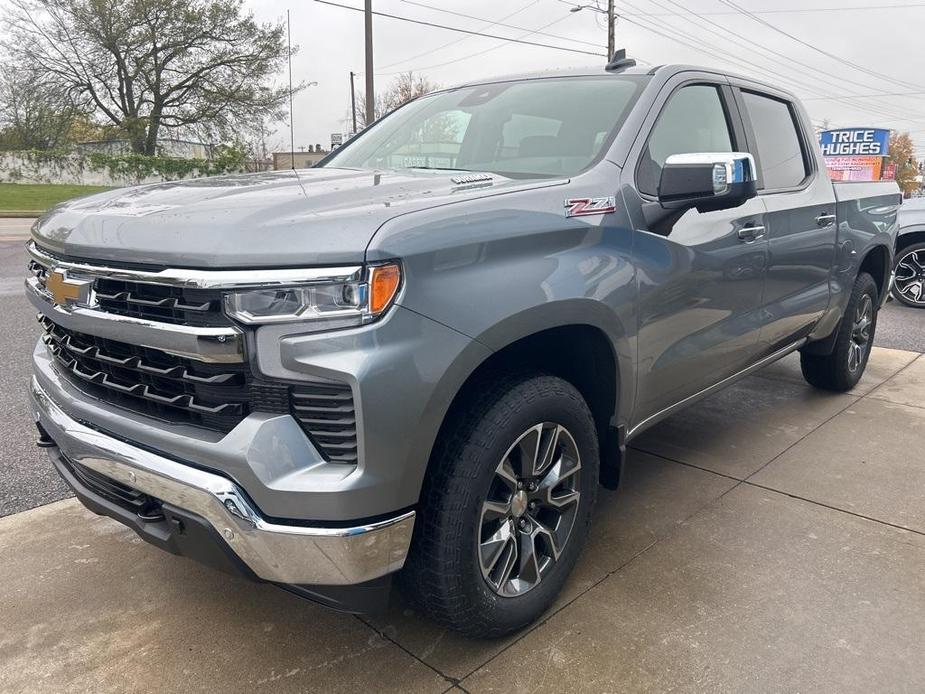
[32,168,561,267]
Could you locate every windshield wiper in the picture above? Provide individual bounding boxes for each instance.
[406,166,472,172]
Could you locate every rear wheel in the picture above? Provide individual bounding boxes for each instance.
[891,242,925,308]
[800,272,878,392]
[403,373,598,638]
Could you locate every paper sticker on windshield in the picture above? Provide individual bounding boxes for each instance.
[564,196,616,217]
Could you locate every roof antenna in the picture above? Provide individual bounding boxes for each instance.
[605,48,636,71]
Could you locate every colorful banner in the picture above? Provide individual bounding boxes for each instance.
[824,155,884,182]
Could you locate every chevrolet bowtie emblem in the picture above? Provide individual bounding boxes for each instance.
[45,268,94,307]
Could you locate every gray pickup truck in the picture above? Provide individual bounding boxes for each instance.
[28,59,901,637]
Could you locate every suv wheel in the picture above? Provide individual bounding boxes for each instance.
[404,373,598,638]
[800,271,878,392]
[892,242,925,308]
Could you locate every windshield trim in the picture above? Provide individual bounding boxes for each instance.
[317,74,650,179]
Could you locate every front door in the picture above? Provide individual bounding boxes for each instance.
[625,82,769,427]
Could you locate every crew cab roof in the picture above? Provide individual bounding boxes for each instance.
[446,63,798,102]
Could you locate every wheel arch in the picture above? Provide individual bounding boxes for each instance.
[858,243,891,304]
[417,304,632,499]
[897,227,925,253]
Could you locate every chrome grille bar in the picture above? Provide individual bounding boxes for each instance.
[25,275,244,363]
[28,242,362,289]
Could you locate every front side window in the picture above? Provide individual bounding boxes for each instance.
[637,84,734,196]
[741,91,808,190]
[323,76,647,178]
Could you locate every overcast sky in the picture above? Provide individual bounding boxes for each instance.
[251,0,925,157]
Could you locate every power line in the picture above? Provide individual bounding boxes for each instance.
[646,0,881,95]
[398,0,604,49]
[312,0,605,57]
[377,12,587,76]
[378,0,542,70]
[611,0,844,98]
[715,0,925,93]
[606,0,925,126]
[621,2,925,16]
[804,91,925,101]
[386,0,924,116]
[637,0,925,123]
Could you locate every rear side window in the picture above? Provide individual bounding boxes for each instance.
[637,84,734,196]
[741,91,808,190]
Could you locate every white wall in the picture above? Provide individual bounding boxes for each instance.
[0,151,238,186]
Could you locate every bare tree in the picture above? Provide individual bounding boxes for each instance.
[2,0,296,155]
[357,72,438,128]
[0,64,84,149]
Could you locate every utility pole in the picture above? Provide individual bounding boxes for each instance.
[364,0,375,127]
[287,9,295,169]
[349,71,358,134]
[568,3,616,58]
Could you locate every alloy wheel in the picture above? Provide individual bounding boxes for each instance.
[478,422,581,597]
[848,293,873,373]
[894,249,925,306]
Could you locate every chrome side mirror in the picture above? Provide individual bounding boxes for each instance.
[658,152,758,212]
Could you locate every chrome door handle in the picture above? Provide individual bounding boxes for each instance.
[737,225,766,242]
[815,213,836,227]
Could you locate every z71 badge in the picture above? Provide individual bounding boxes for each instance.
[564,196,617,217]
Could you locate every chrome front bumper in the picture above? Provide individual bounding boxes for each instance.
[30,377,415,586]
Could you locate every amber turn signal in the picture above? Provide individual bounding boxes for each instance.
[369,263,401,315]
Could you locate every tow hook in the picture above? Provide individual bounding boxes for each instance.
[34,421,57,448]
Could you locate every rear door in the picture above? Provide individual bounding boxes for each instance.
[732,84,838,355]
[623,76,769,426]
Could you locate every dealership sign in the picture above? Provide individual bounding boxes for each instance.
[819,128,890,157]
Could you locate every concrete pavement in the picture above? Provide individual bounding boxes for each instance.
[1,347,923,693]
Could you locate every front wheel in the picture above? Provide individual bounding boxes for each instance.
[403,373,598,638]
[800,271,878,392]
[891,242,925,308]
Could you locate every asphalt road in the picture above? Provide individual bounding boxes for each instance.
[2,233,924,517]
[0,237,69,516]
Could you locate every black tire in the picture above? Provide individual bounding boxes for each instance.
[402,373,599,638]
[891,242,925,308]
[800,272,878,392]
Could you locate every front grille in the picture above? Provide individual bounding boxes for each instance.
[42,317,250,432]
[27,257,231,327]
[291,383,359,464]
[41,318,360,462]
[32,247,361,463]
[94,277,231,327]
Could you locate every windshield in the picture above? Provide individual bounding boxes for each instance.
[323,75,647,178]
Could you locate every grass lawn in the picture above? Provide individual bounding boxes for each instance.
[0,183,112,214]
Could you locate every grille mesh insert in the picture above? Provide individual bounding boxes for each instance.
[291,383,359,464]
[42,317,250,432]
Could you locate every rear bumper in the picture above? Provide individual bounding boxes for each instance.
[30,377,415,587]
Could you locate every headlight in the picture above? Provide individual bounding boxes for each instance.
[224,262,401,328]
